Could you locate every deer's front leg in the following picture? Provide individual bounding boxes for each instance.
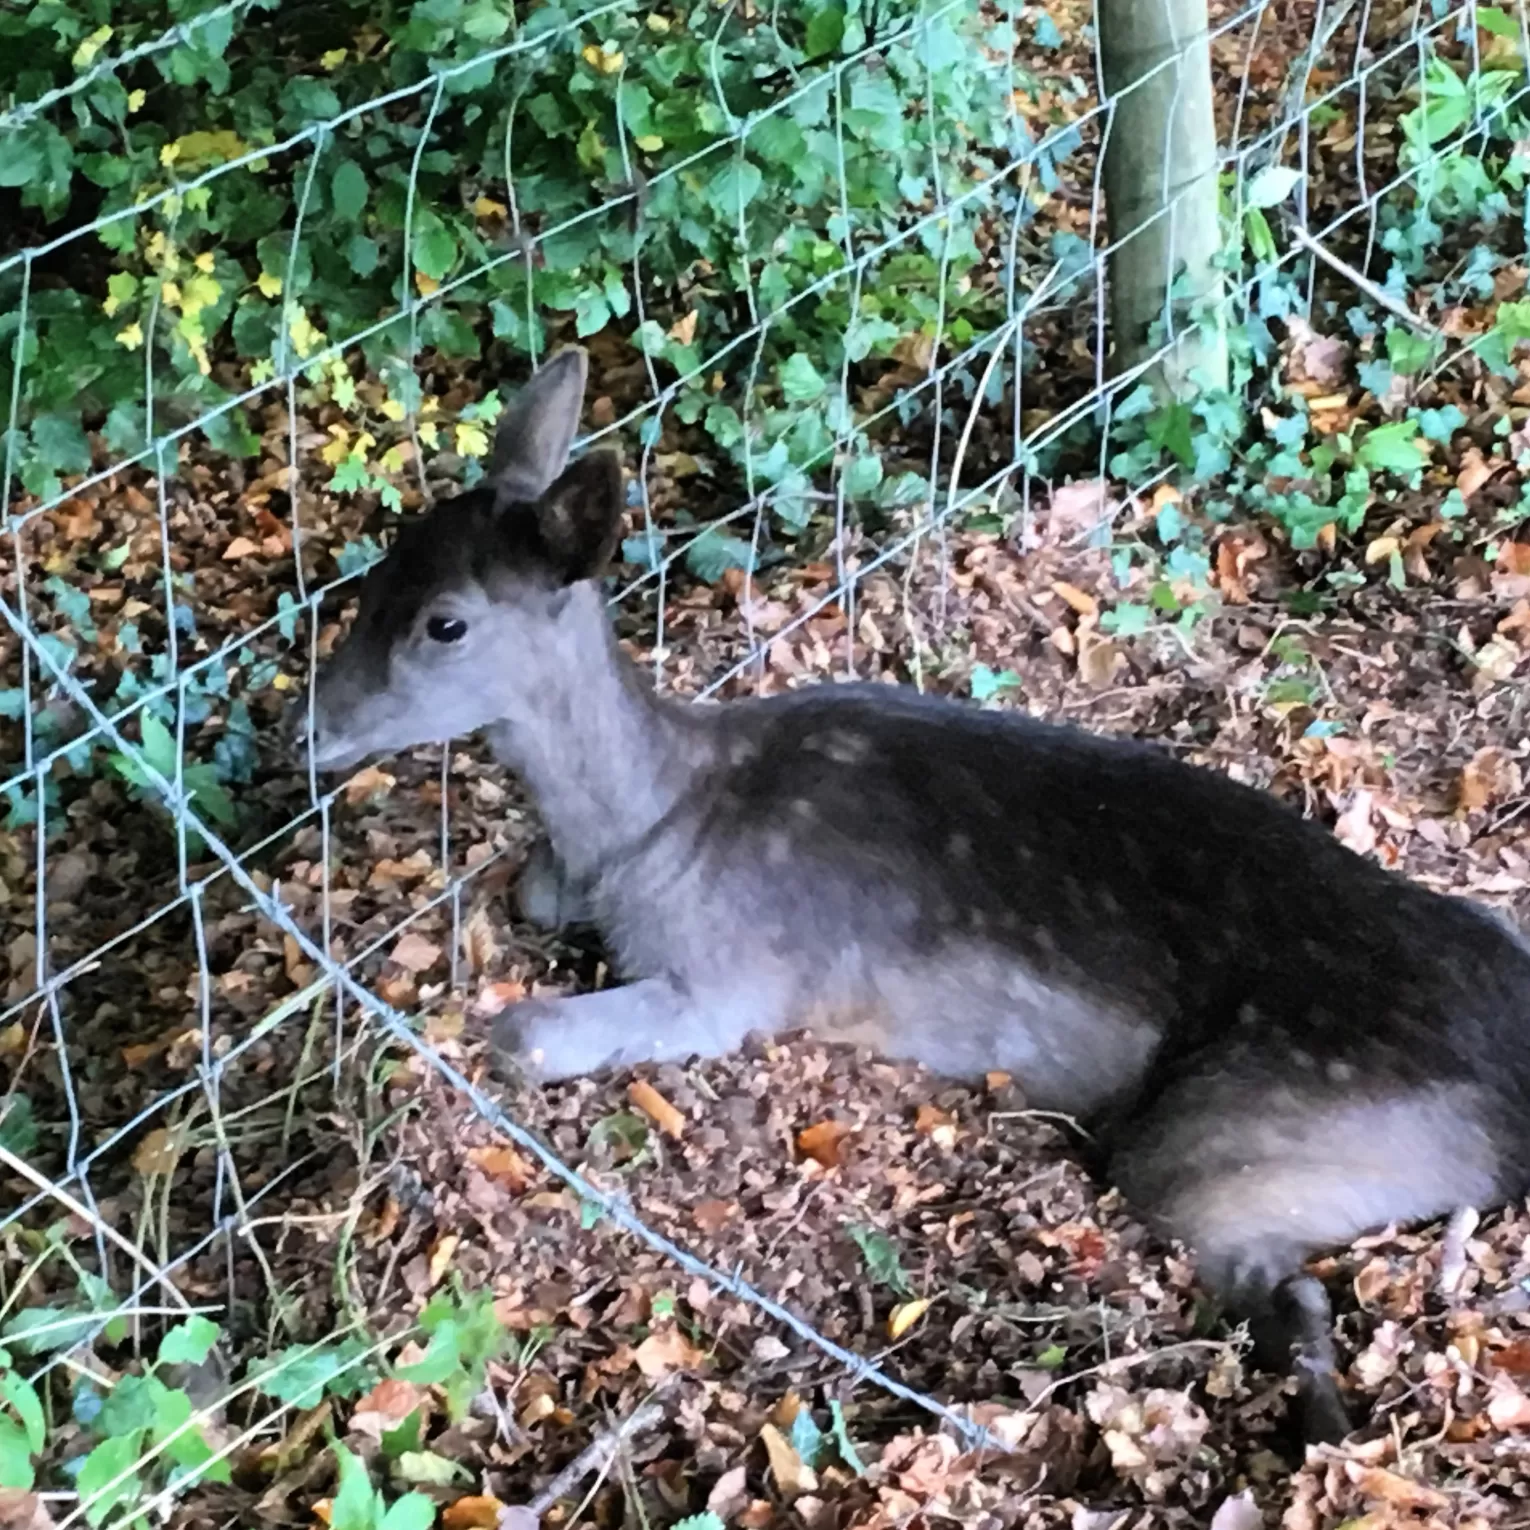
[489,977,777,1082]
[514,839,596,932]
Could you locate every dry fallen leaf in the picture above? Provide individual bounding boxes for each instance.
[342,765,396,805]
[760,1422,817,1499]
[0,1490,58,1530]
[1352,1466,1448,1511]
[222,536,260,560]
[389,932,443,974]
[888,1297,932,1339]
[628,1078,686,1139]
[914,1103,956,1149]
[1051,579,1098,618]
[1459,746,1522,813]
[1207,1491,1262,1530]
[634,1327,704,1378]
[693,1198,739,1233]
[707,1465,749,1521]
[440,1497,504,1530]
[796,1118,851,1168]
[460,905,499,974]
[132,1127,179,1176]
[427,1232,459,1289]
[467,1145,534,1193]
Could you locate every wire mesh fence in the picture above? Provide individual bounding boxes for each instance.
[2,0,1528,1519]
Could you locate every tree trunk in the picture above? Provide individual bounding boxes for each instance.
[1099,0,1228,398]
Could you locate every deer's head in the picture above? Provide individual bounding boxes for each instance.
[307,347,624,773]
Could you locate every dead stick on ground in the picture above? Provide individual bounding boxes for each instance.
[525,1394,671,1515]
[1288,226,1440,336]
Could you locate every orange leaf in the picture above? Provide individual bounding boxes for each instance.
[796,1119,850,1168]
[628,1079,686,1139]
[342,765,395,805]
[467,1145,534,1193]
[427,1233,459,1289]
[1050,579,1098,618]
[442,1498,504,1530]
[634,1327,703,1378]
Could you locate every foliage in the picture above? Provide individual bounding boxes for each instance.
[0,0,1022,559]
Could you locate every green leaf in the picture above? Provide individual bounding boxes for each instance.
[970,664,1020,702]
[31,414,93,475]
[1243,205,1275,264]
[157,1315,220,1369]
[778,353,826,404]
[1,1372,43,1456]
[828,1400,865,1475]
[1146,402,1195,467]
[673,1516,726,1530]
[137,712,178,779]
[380,1409,423,1460]
[1244,165,1302,209]
[706,159,763,219]
[77,1433,144,1528]
[347,235,381,277]
[789,1407,825,1467]
[0,1414,36,1491]
[392,1450,467,1485]
[805,4,845,56]
[846,1224,912,1295]
[843,454,882,500]
[1478,6,1521,36]
[395,1324,462,1387]
[1385,325,1436,376]
[1355,420,1427,474]
[248,1339,373,1408]
[331,161,368,222]
[3,1306,98,1356]
[380,1493,438,1530]
[331,1441,382,1530]
[685,527,753,584]
[412,214,458,282]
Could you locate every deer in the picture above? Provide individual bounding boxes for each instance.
[306,345,1530,1446]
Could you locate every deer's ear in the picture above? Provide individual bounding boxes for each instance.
[532,451,626,584]
[491,347,588,506]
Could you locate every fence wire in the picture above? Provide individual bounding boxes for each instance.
[2,0,1527,1519]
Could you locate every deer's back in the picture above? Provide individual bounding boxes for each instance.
[603,683,1530,1126]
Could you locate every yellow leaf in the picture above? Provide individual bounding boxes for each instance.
[427,1232,459,1288]
[116,323,144,350]
[194,251,216,273]
[320,47,348,69]
[163,129,249,170]
[646,12,671,28]
[582,43,604,66]
[72,25,113,69]
[381,445,408,474]
[320,427,351,466]
[180,273,221,317]
[287,309,324,359]
[421,396,440,415]
[381,398,406,422]
[160,280,182,307]
[635,134,664,152]
[419,421,440,449]
[601,48,625,72]
[455,421,490,458]
[415,271,440,296]
[888,1297,932,1339]
[473,196,508,219]
[257,271,282,299]
[127,88,146,113]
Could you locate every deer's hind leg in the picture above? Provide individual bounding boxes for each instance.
[1111,1062,1507,1443]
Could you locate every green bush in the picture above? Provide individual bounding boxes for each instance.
[1,0,1023,560]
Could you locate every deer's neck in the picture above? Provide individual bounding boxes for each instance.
[485,583,701,878]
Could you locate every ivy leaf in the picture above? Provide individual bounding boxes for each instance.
[412,214,457,282]
[331,160,368,222]
[1355,420,1427,474]
[1245,165,1303,209]
[157,1315,220,1369]
[778,353,826,404]
[77,1433,145,1528]
[805,4,844,56]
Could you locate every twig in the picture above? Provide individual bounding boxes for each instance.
[525,1393,671,1515]
[1288,226,1440,335]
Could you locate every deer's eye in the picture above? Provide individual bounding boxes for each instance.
[426,615,468,644]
